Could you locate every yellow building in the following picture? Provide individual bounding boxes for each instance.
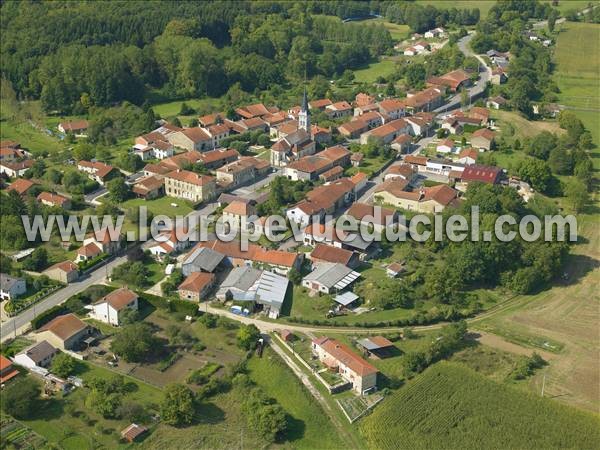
[164,169,216,203]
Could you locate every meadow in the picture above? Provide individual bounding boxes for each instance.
[360,362,600,450]
[555,22,600,108]
[353,59,397,84]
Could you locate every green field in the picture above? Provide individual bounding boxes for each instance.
[543,0,599,14]
[151,98,221,119]
[368,19,411,40]
[555,22,600,110]
[361,362,600,450]
[353,59,397,83]
[247,348,340,449]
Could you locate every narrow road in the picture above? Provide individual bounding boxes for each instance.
[0,255,128,342]
[434,33,490,114]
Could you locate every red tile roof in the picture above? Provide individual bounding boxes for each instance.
[178,272,215,293]
[59,119,89,132]
[37,191,69,207]
[166,170,214,186]
[471,128,496,141]
[96,288,138,311]
[38,313,88,341]
[313,337,378,376]
[460,165,502,184]
[45,261,78,274]
[7,178,35,195]
[310,244,355,266]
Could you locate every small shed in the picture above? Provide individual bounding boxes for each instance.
[334,292,359,309]
[280,329,295,342]
[356,336,395,359]
[121,423,147,443]
[386,261,406,278]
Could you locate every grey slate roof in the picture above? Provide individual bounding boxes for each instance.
[0,273,23,291]
[182,247,225,275]
[255,271,289,310]
[18,340,57,364]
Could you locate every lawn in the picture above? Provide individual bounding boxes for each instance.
[121,196,194,219]
[353,59,397,84]
[0,118,67,156]
[365,18,411,40]
[247,348,340,449]
[150,98,221,119]
[360,362,600,450]
[490,109,564,139]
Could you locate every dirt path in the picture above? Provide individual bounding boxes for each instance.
[268,339,361,449]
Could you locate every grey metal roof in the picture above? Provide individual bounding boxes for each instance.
[19,340,57,364]
[0,273,23,291]
[182,247,225,275]
[220,266,262,292]
[303,263,360,290]
[255,271,289,310]
[334,291,359,306]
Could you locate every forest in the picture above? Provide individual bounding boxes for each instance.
[1,0,491,114]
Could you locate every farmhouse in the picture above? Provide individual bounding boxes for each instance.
[312,337,378,394]
[216,157,270,188]
[58,119,89,135]
[199,148,240,170]
[470,128,496,150]
[287,178,356,226]
[378,98,405,119]
[36,313,92,350]
[178,272,216,302]
[235,103,273,119]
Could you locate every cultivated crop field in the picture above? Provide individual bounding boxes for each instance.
[360,362,600,450]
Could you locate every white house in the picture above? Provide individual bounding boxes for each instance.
[13,341,58,370]
[436,139,455,154]
[0,274,26,300]
[88,288,138,326]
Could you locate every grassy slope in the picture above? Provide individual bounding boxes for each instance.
[247,349,340,449]
[353,59,397,83]
[361,362,600,450]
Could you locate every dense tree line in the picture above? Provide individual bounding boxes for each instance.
[1,1,392,113]
[381,2,480,32]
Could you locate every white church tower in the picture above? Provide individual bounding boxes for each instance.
[298,87,310,132]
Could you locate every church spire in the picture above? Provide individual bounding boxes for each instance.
[299,84,310,132]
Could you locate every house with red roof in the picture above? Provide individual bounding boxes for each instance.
[58,119,89,136]
[375,182,460,213]
[6,178,36,195]
[168,127,213,151]
[312,337,378,394]
[178,272,216,302]
[88,288,138,326]
[77,160,118,185]
[36,313,92,350]
[37,192,71,209]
